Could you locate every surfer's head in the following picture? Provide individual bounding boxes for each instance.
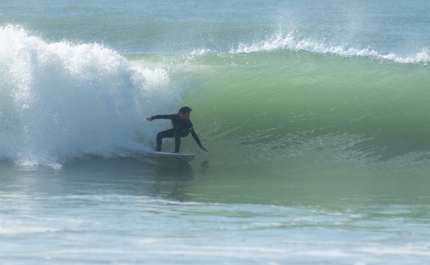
[178,106,192,120]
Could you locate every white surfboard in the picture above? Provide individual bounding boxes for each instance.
[149,151,195,162]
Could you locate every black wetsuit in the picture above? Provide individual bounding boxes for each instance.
[150,114,202,153]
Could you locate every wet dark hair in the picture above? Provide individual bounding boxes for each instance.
[178,106,192,114]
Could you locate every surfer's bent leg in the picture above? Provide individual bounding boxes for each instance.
[174,129,190,153]
[156,129,175,151]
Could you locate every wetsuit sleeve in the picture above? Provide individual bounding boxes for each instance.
[190,129,203,147]
[151,114,176,120]
[188,120,202,146]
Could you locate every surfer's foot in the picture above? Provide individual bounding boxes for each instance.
[155,145,161,152]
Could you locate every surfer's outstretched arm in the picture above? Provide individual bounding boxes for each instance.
[145,114,175,122]
[190,129,208,152]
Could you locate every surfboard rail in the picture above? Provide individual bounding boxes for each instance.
[149,151,195,162]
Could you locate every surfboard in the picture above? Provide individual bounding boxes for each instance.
[149,151,195,162]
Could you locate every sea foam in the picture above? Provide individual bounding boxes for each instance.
[231,31,430,64]
[0,25,179,166]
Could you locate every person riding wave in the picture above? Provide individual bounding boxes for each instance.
[145,106,208,153]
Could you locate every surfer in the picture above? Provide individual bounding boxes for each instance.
[145,106,208,153]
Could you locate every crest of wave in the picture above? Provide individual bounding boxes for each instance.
[232,31,429,64]
[0,25,179,167]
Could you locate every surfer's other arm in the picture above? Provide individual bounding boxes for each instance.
[190,128,208,152]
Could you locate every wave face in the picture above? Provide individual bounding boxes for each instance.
[0,26,182,166]
[168,50,430,205]
[182,51,430,167]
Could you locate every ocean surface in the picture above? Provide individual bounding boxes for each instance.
[1,0,430,264]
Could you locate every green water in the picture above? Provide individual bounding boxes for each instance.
[144,51,430,206]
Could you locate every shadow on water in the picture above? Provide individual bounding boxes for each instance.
[150,157,195,201]
[0,156,197,202]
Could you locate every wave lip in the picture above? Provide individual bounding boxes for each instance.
[231,32,430,64]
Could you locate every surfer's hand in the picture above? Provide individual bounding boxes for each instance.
[145,117,153,122]
[200,146,208,152]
